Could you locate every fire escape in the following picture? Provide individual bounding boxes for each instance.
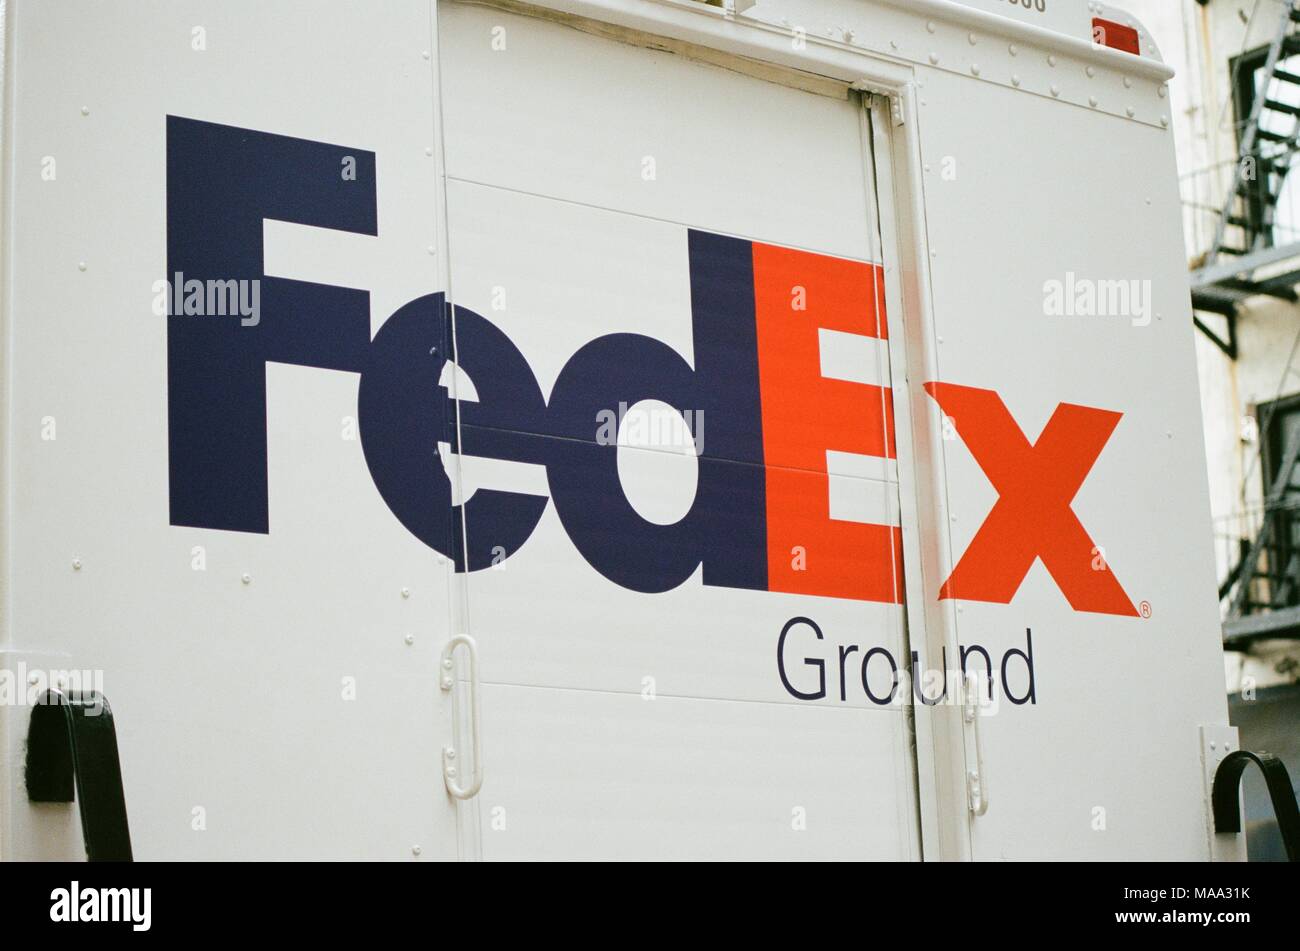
[1191,0,1300,648]
[1220,421,1300,649]
[1191,0,1300,359]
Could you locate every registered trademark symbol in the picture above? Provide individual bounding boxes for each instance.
[1139,601,1152,619]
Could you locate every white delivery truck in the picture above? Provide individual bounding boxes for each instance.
[0,0,1263,861]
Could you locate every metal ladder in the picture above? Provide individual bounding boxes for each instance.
[1208,0,1300,265]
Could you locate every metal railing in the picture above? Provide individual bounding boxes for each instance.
[1214,498,1300,615]
[1181,156,1300,265]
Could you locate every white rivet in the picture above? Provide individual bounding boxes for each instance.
[929,52,939,64]
[241,573,251,585]
[1126,106,1135,117]
[404,634,414,645]
[1086,66,1095,78]
[446,748,456,760]
[425,147,433,156]
[1159,85,1168,98]
[926,21,936,33]
[1123,76,1132,88]
[443,658,453,670]
[28,673,40,686]
[442,676,453,689]
[971,64,980,76]
[426,245,435,255]
[1009,43,1018,56]
[401,587,411,598]
[78,261,87,272]
[1048,54,1057,67]
[937,335,944,343]
[1011,74,1021,87]
[1161,115,1169,128]
[72,558,82,570]
[968,33,977,45]
[412,844,422,855]
[421,50,430,60]
[80,106,90,116]
[446,766,458,778]
[1051,85,1060,97]
[889,40,899,50]
[1089,96,1098,107]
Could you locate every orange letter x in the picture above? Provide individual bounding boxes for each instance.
[924,383,1137,617]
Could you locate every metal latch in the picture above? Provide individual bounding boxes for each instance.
[963,674,989,817]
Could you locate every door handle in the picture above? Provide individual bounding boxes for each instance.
[1212,749,1298,861]
[26,689,133,860]
[440,634,483,800]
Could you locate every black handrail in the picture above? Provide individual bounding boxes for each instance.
[1212,748,1299,862]
[25,689,133,861]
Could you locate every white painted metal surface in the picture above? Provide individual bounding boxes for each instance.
[440,1,917,860]
[0,0,1233,861]
[912,64,1225,859]
[1,0,461,860]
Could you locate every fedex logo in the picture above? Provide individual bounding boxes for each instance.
[166,117,1136,617]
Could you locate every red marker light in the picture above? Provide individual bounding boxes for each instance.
[1092,17,1140,56]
